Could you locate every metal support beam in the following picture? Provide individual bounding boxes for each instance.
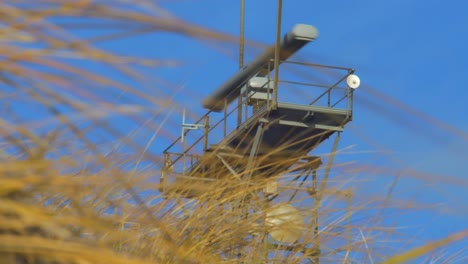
[277,120,344,132]
[203,115,210,151]
[237,0,245,128]
[319,132,341,200]
[313,124,344,132]
[244,122,266,180]
[345,192,352,262]
[312,132,341,264]
[311,169,319,264]
[278,120,309,127]
[272,0,283,110]
[216,153,241,180]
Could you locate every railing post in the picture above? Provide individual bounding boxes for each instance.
[183,137,186,175]
[267,61,271,110]
[203,115,210,151]
[244,83,249,122]
[272,0,282,111]
[224,99,227,137]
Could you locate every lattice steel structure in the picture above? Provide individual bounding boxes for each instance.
[160,24,358,263]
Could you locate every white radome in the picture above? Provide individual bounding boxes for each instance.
[346,74,360,89]
[265,203,304,243]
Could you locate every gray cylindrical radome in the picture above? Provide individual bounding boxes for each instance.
[202,24,319,111]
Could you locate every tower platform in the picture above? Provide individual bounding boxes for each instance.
[161,52,357,198]
[225,102,351,156]
[161,100,352,198]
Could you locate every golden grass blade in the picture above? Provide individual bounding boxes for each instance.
[0,235,154,264]
[381,231,467,264]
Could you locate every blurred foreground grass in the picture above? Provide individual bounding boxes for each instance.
[0,1,466,263]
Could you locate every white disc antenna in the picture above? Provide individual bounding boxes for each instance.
[265,203,305,243]
[346,74,360,89]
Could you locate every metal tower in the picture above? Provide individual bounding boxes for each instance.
[160,24,359,263]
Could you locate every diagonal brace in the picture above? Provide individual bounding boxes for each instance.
[244,122,266,180]
[216,153,241,180]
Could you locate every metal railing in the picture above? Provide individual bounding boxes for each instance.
[268,60,355,110]
[163,60,355,176]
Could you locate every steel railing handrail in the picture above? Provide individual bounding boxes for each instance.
[165,93,253,167]
[164,60,355,165]
[308,72,353,107]
[280,60,354,71]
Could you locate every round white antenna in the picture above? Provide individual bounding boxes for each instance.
[265,204,304,243]
[346,74,360,89]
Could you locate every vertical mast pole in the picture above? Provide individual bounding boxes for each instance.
[272,0,283,110]
[237,0,245,126]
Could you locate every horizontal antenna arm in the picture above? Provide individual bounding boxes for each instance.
[202,24,319,111]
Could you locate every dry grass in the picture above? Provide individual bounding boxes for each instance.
[0,1,466,263]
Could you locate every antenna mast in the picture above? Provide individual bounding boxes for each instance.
[237,0,245,126]
[272,0,282,110]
